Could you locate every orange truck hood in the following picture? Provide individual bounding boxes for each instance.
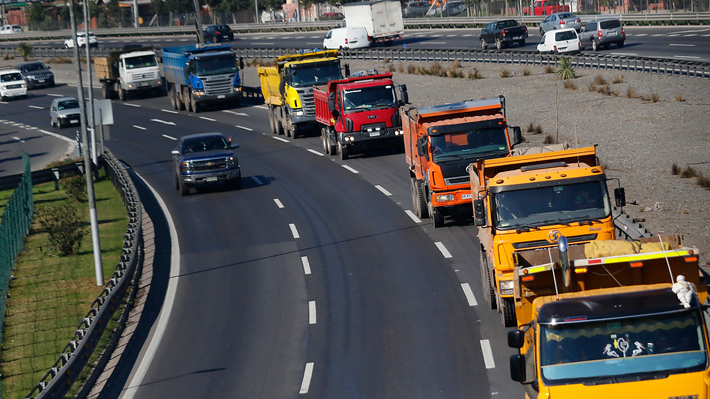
[543,371,709,398]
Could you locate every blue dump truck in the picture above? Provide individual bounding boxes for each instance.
[162,44,243,113]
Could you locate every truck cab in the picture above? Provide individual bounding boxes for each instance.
[117,51,161,97]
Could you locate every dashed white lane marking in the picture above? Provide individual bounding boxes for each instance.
[200,116,216,121]
[273,136,289,143]
[405,210,422,223]
[375,185,392,196]
[251,42,274,45]
[162,134,177,140]
[274,198,284,208]
[309,301,317,324]
[674,55,701,59]
[480,340,496,369]
[124,103,141,107]
[670,43,695,46]
[133,125,147,130]
[13,136,23,142]
[461,283,478,306]
[289,223,300,239]
[161,109,179,114]
[307,149,323,156]
[301,256,311,275]
[635,33,648,37]
[251,176,263,185]
[48,93,64,97]
[299,362,314,394]
[151,119,176,125]
[223,110,249,116]
[341,165,359,174]
[435,242,453,258]
[29,105,44,109]
[254,105,268,110]
[427,41,447,44]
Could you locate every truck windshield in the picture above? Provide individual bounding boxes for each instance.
[195,55,237,76]
[430,127,508,162]
[343,85,397,111]
[125,55,157,69]
[540,309,708,385]
[492,180,610,229]
[290,63,341,87]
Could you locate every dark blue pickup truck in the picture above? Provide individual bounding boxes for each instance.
[479,20,529,50]
[172,132,242,195]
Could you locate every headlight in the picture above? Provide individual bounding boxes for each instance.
[295,110,304,116]
[436,194,455,202]
[181,160,192,172]
[500,280,514,295]
[194,89,205,96]
[226,156,236,167]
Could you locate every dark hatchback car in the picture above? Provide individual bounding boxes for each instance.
[17,61,55,89]
[203,24,234,43]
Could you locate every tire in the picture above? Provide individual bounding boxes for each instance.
[428,199,444,228]
[539,27,545,36]
[276,119,284,136]
[102,83,110,99]
[50,118,55,128]
[411,179,428,219]
[480,252,496,310]
[321,127,330,154]
[186,93,194,112]
[501,297,516,327]
[480,38,487,50]
[519,39,525,47]
[495,37,502,50]
[592,39,599,52]
[169,89,177,110]
[192,98,200,113]
[326,130,335,155]
[118,84,126,101]
[617,41,625,48]
[179,179,189,196]
[269,107,277,134]
[339,141,349,160]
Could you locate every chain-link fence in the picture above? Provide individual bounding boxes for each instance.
[0,152,33,347]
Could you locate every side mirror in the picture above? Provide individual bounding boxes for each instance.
[474,199,486,226]
[510,354,527,383]
[239,57,244,70]
[416,136,427,157]
[399,84,409,105]
[231,143,240,149]
[184,62,191,79]
[511,126,522,146]
[614,187,626,208]
[508,329,525,349]
[344,63,350,78]
[328,92,335,112]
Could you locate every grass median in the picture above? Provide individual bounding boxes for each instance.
[0,169,128,399]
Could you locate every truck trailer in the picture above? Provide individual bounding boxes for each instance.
[402,96,522,228]
[314,71,404,160]
[94,46,162,101]
[342,1,404,45]
[162,44,243,113]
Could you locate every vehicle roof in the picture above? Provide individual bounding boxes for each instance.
[553,11,576,17]
[549,27,578,33]
[0,68,21,74]
[53,96,78,102]
[17,61,45,66]
[180,132,226,141]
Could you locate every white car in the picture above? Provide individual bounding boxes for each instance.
[0,68,28,101]
[0,25,23,34]
[64,32,99,49]
[537,28,581,54]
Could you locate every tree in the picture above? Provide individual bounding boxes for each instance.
[25,2,45,30]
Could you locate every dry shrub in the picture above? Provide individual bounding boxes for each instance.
[429,62,445,76]
[597,85,610,95]
[383,57,390,64]
[563,80,577,90]
[452,60,462,69]
[651,93,660,102]
[527,122,535,133]
[680,166,698,178]
[500,68,511,78]
[543,134,555,144]
[407,64,417,74]
[610,89,619,97]
[468,69,483,79]
[3,54,15,60]
[671,163,681,175]
[588,82,597,92]
[612,75,624,84]
[697,173,710,190]
[534,125,543,135]
[594,75,607,85]
[674,93,685,102]
[447,69,465,78]
[544,65,555,74]
[388,64,396,72]
[626,87,638,99]
[398,64,405,73]
[523,68,531,76]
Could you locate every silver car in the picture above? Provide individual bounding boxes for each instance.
[539,12,582,35]
[49,97,81,129]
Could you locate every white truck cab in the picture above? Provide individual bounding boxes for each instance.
[118,51,161,93]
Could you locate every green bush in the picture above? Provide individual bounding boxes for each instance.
[63,174,87,202]
[35,204,87,256]
[17,43,33,61]
[557,57,576,80]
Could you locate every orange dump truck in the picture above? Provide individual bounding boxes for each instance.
[470,146,627,327]
[507,234,708,399]
[402,96,522,228]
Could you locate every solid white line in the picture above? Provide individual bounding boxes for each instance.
[251,176,263,185]
[235,125,253,131]
[122,171,181,399]
[435,242,453,259]
[162,134,177,140]
[307,149,324,156]
[461,283,478,306]
[480,340,496,369]
[309,301,317,324]
[124,103,141,107]
[273,136,289,143]
[274,198,284,208]
[29,105,44,109]
[427,41,447,44]
[133,125,146,130]
[375,185,392,196]
[38,129,74,143]
[674,55,701,59]
[301,256,311,275]
[223,110,249,116]
[251,42,274,45]
[161,109,179,114]
[341,165,359,174]
[405,210,422,223]
[289,223,300,239]
[299,362,314,394]
[200,116,217,121]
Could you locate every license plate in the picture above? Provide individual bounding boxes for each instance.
[369,132,381,137]
[70,119,78,123]
[140,82,149,86]
[218,95,225,99]
[462,194,472,200]
[206,177,218,182]
[38,79,45,83]
[608,32,617,36]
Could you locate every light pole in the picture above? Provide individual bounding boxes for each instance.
[255,0,258,23]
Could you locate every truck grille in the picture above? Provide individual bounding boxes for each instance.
[203,74,235,96]
[445,176,470,185]
[132,71,158,82]
[297,88,315,117]
[512,234,598,251]
[191,158,228,172]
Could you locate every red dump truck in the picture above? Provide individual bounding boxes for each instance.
[524,0,570,15]
[314,71,405,160]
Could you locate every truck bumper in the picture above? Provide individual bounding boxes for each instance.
[194,89,243,104]
[125,79,163,92]
[181,167,241,185]
[430,188,473,208]
[338,126,404,153]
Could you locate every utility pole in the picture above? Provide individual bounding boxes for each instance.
[193,0,204,44]
[83,0,97,167]
[69,0,104,286]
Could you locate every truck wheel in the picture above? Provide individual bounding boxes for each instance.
[118,85,127,101]
[268,108,277,134]
[102,84,110,99]
[179,179,189,196]
[480,252,496,310]
[428,200,444,228]
[495,38,503,50]
[321,128,330,154]
[411,179,428,218]
[192,98,200,113]
[276,119,285,136]
[480,38,487,50]
[338,141,349,160]
[169,89,176,109]
[501,297,516,327]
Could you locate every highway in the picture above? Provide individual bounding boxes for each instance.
[0,26,707,398]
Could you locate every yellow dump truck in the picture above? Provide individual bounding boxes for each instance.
[94,46,162,101]
[258,49,342,138]
[507,234,708,399]
[469,146,627,327]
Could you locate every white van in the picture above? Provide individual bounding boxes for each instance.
[323,27,370,50]
[537,28,581,54]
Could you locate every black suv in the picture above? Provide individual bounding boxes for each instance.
[17,61,55,89]
[204,24,234,43]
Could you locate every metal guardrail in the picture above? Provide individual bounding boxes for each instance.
[613,207,652,239]
[24,150,142,399]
